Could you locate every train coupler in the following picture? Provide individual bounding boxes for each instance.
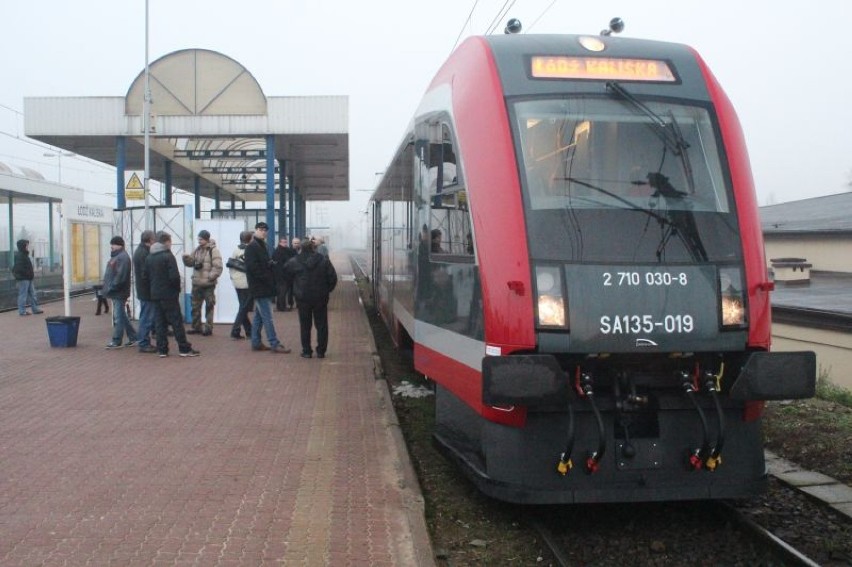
[586,452,601,474]
[705,454,722,471]
[575,370,606,474]
[557,453,574,475]
[688,449,704,471]
[557,392,576,476]
[681,371,710,471]
[574,367,594,398]
[703,368,726,472]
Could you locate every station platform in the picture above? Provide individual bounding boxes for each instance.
[0,251,435,566]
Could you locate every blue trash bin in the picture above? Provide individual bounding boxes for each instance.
[46,316,81,347]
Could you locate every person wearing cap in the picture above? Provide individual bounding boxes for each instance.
[181,229,223,336]
[243,222,291,354]
[103,236,138,349]
[12,239,44,316]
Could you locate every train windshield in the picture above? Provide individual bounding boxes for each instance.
[512,96,741,263]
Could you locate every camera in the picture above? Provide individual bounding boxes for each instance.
[194,260,204,269]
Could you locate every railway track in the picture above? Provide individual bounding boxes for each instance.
[529,505,821,566]
[718,501,821,567]
[527,479,847,566]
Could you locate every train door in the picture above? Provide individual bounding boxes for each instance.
[414,115,482,339]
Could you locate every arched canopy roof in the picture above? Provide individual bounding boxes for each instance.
[125,49,267,116]
[24,49,348,203]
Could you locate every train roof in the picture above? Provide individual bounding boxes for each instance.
[484,33,695,53]
[483,33,697,59]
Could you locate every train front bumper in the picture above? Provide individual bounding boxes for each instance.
[482,350,816,406]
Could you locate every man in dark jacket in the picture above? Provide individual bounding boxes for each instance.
[272,237,296,311]
[132,230,157,352]
[103,236,138,349]
[12,239,43,316]
[283,239,338,358]
[243,222,291,354]
[143,231,199,358]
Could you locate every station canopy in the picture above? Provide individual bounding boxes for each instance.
[24,49,348,203]
[0,160,84,205]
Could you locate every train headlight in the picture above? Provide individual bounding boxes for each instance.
[535,266,567,328]
[719,267,747,328]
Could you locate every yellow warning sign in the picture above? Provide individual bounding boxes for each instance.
[125,172,145,200]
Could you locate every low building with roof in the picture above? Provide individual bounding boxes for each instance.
[761,192,852,391]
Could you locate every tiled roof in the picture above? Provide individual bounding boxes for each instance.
[761,192,852,233]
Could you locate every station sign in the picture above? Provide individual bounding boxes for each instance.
[61,200,112,223]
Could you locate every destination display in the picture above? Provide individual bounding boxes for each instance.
[530,56,677,82]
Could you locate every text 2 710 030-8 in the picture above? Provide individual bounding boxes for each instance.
[602,271,689,287]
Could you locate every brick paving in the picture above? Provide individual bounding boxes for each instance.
[0,251,434,566]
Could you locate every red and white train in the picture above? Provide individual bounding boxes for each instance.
[368,30,815,504]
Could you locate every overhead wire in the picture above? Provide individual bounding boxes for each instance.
[0,103,24,138]
[484,0,518,35]
[450,0,482,55]
[0,102,23,115]
[526,0,558,33]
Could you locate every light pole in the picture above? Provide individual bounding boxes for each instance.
[43,151,75,184]
[143,0,152,229]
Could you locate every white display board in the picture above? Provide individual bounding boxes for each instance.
[116,205,191,320]
[61,200,114,316]
[193,219,247,324]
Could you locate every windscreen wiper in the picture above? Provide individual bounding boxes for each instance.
[566,176,708,263]
[606,82,687,154]
[607,81,696,195]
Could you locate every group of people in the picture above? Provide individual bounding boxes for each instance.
[103,231,200,357]
[99,222,337,360]
[228,223,337,358]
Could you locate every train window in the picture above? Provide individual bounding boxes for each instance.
[418,119,475,261]
[427,125,461,195]
[513,97,731,214]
